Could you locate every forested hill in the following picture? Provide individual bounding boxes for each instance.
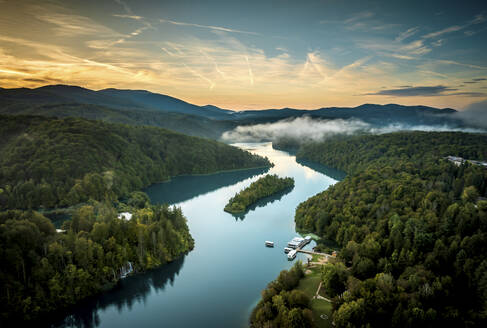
[297,131,487,174]
[0,115,271,210]
[294,132,487,327]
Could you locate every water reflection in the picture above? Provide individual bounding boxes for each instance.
[49,257,186,328]
[144,167,269,204]
[296,159,347,181]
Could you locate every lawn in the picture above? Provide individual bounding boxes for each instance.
[297,266,333,328]
[310,299,333,328]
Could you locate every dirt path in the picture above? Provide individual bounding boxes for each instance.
[313,281,332,302]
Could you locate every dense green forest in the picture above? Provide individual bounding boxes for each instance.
[0,102,235,139]
[224,174,294,214]
[250,262,314,328]
[292,132,487,327]
[0,115,271,210]
[0,194,193,323]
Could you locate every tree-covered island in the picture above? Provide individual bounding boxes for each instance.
[224,174,295,214]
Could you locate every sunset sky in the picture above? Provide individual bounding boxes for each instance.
[1,0,486,110]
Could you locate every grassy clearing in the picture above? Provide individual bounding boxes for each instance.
[297,271,321,296]
[297,266,333,328]
[310,299,333,328]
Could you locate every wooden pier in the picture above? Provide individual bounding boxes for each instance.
[295,247,331,258]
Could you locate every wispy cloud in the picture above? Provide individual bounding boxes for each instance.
[244,56,254,86]
[113,14,143,20]
[36,12,119,37]
[395,27,419,42]
[423,13,487,39]
[365,85,456,96]
[183,64,215,89]
[344,11,374,24]
[423,25,463,39]
[159,18,259,35]
[366,85,487,97]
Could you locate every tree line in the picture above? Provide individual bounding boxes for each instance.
[0,115,271,210]
[250,262,314,328]
[224,174,294,214]
[292,131,487,327]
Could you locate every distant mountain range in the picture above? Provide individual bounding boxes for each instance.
[0,84,464,139]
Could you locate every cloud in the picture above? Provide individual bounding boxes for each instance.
[432,39,445,47]
[159,18,259,35]
[449,92,487,97]
[472,13,487,24]
[113,14,143,20]
[344,11,374,24]
[245,56,254,86]
[222,117,371,142]
[423,13,487,39]
[395,27,419,42]
[365,85,456,97]
[36,12,119,37]
[423,25,463,39]
[401,39,431,55]
[221,116,484,143]
[454,99,487,128]
[356,38,431,59]
[435,60,487,70]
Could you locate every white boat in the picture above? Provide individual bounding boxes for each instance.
[284,247,293,254]
[287,250,297,260]
[304,236,312,244]
[287,237,305,249]
[265,241,274,247]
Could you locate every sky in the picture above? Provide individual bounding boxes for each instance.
[0,0,486,110]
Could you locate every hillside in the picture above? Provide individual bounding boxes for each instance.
[0,102,235,139]
[0,115,271,210]
[0,85,466,142]
[0,85,231,119]
[293,132,487,327]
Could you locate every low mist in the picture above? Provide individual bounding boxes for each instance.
[454,100,487,129]
[221,116,484,143]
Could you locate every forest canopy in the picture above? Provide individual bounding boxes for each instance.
[0,115,271,210]
[292,131,487,327]
[0,198,193,323]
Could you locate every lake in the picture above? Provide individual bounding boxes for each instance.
[50,142,341,328]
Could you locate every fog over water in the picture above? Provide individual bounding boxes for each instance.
[221,116,485,143]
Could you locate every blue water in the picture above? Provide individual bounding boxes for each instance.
[51,142,340,328]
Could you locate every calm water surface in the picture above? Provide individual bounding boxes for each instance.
[52,142,341,328]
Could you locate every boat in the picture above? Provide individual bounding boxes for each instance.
[304,236,312,244]
[284,247,293,254]
[265,241,274,247]
[287,237,305,249]
[287,250,297,260]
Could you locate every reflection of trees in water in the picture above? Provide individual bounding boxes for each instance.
[47,256,186,328]
[145,167,270,205]
[231,186,294,221]
[295,159,346,181]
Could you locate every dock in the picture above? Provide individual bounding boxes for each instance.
[296,248,331,258]
[285,235,334,260]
